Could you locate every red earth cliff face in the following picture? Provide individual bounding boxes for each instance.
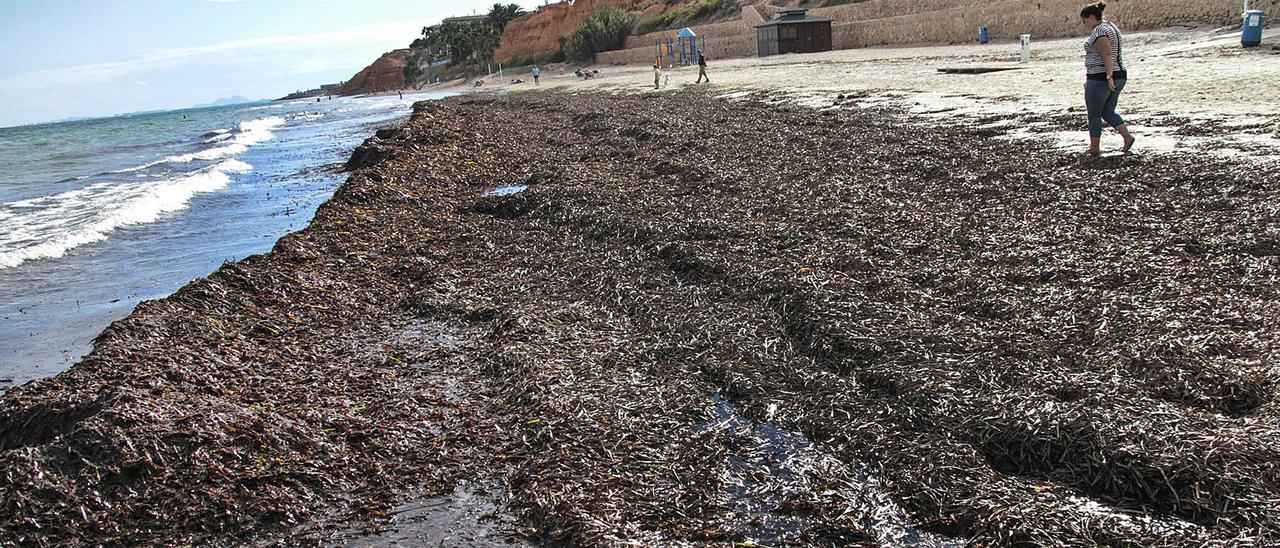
[495,0,682,63]
[339,49,411,95]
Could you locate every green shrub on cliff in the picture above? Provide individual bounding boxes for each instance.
[635,0,739,35]
[564,7,636,62]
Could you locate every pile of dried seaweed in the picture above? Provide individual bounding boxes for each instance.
[2,89,1279,546]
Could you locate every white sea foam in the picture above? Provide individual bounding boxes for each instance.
[107,116,284,173]
[0,159,252,269]
[163,116,284,164]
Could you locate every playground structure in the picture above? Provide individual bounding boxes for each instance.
[654,27,708,68]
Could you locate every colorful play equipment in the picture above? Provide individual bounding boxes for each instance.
[655,27,707,67]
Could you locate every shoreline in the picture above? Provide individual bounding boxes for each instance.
[2,88,1277,545]
[2,32,1279,543]
[0,96,439,392]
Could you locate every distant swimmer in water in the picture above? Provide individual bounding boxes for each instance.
[398,91,403,99]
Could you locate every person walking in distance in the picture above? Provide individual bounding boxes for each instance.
[696,51,709,84]
[532,65,541,86]
[1079,1,1135,155]
[654,62,662,90]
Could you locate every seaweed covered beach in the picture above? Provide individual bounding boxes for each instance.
[3,90,1280,545]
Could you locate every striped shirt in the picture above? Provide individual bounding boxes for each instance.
[1084,21,1124,75]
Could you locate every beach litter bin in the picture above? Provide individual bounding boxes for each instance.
[1242,10,1265,47]
[979,26,989,44]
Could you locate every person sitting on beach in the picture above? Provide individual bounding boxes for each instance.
[532,65,541,86]
[1079,1,1135,155]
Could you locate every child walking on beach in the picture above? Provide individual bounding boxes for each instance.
[654,63,662,90]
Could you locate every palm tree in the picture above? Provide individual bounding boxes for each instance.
[487,3,527,33]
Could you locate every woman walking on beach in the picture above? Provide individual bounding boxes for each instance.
[1080,1,1135,155]
[532,65,541,86]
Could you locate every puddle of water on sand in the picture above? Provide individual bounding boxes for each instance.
[1000,124,1280,159]
[483,185,527,198]
[339,481,528,547]
[699,392,958,547]
[1065,495,1204,536]
[395,320,468,411]
[849,90,1280,160]
[399,320,461,348]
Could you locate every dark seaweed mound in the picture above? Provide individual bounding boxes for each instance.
[3,90,1279,546]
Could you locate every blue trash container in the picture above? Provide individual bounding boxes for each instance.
[1243,10,1264,47]
[979,26,989,44]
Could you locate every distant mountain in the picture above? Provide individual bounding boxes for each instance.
[194,96,255,108]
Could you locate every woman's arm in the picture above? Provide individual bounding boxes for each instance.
[1095,35,1116,90]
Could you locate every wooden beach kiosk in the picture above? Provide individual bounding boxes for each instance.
[754,8,833,57]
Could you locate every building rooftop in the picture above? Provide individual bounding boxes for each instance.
[754,8,833,28]
[442,15,488,25]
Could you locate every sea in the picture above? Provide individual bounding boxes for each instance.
[0,92,453,389]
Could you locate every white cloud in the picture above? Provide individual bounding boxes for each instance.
[0,18,428,91]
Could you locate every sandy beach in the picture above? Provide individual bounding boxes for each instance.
[2,26,1280,546]
[480,26,1280,158]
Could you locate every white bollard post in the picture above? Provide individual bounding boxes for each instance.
[1020,34,1032,64]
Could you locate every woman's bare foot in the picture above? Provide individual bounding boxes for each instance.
[1083,147,1101,156]
[1122,134,1136,153]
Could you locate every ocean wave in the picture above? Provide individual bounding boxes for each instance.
[0,159,252,270]
[201,128,233,143]
[111,159,169,174]
[109,116,284,174]
[165,116,284,163]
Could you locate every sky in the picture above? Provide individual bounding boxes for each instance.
[0,0,542,127]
